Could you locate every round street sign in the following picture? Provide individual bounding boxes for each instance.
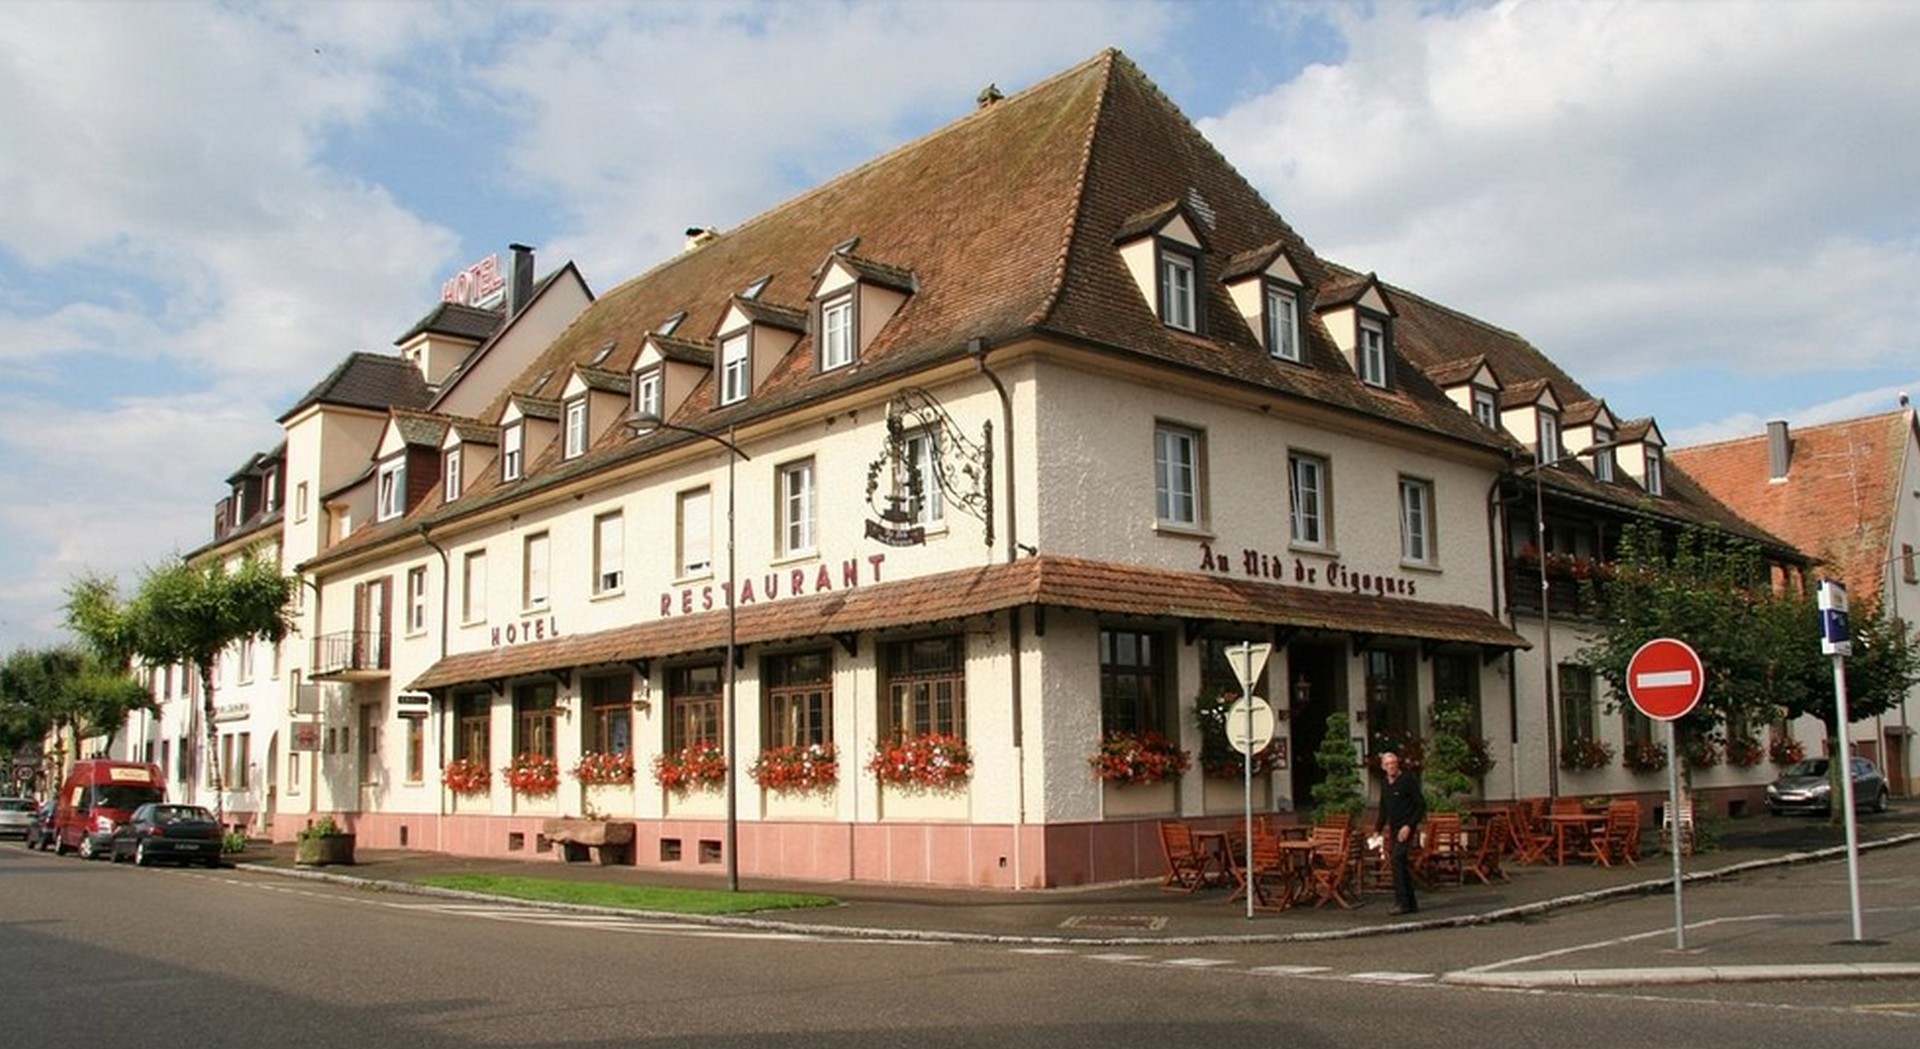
[1225,696,1276,754]
[1626,638,1705,721]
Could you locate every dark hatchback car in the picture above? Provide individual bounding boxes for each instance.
[1765,756,1890,816]
[108,803,223,867]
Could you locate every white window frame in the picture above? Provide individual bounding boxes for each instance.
[523,531,550,610]
[593,510,624,595]
[1153,423,1204,528]
[1537,413,1561,464]
[376,457,406,522]
[461,550,487,624]
[1358,319,1388,388]
[406,565,428,634]
[1592,428,1615,482]
[1472,387,1498,428]
[443,448,462,502]
[679,487,713,576]
[1289,452,1329,548]
[634,369,663,421]
[564,397,588,460]
[294,481,309,523]
[779,459,817,556]
[262,471,279,514]
[820,296,855,371]
[502,424,524,481]
[720,333,750,405]
[1645,448,1665,496]
[1158,248,1197,332]
[1266,284,1300,362]
[902,428,946,528]
[1399,476,1435,565]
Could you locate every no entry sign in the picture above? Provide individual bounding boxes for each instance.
[1626,638,1704,721]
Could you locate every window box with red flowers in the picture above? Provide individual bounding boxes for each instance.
[1724,735,1765,768]
[1089,729,1192,786]
[1560,736,1614,771]
[652,740,729,793]
[1768,735,1806,767]
[1682,736,1721,770]
[444,757,492,797]
[750,742,839,794]
[571,750,636,787]
[504,753,561,797]
[1622,739,1669,774]
[867,732,972,790]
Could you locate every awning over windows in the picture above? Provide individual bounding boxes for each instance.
[406,555,1529,692]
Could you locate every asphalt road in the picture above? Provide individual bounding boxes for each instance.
[7,841,1919,1048]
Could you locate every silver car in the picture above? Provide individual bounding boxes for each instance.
[1765,757,1890,816]
[0,796,34,839]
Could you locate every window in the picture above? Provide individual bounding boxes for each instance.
[820,296,854,371]
[1399,477,1434,564]
[1645,448,1665,496]
[678,487,712,576]
[406,566,428,634]
[720,333,749,405]
[1472,387,1498,428]
[513,682,558,761]
[294,481,309,523]
[1154,423,1203,528]
[454,689,490,764]
[1358,319,1388,387]
[764,651,833,748]
[236,638,255,684]
[583,671,633,757]
[357,704,380,786]
[1158,248,1197,331]
[882,635,966,739]
[1289,452,1329,547]
[634,369,663,421]
[1265,284,1300,362]
[1904,544,1917,584]
[1100,628,1169,735]
[443,448,462,502]
[1364,648,1418,747]
[376,457,406,522]
[593,511,624,594]
[667,663,723,752]
[779,459,816,556]
[1559,664,1598,743]
[1536,413,1561,463]
[564,397,588,459]
[1199,637,1270,701]
[1592,427,1615,482]
[461,550,487,623]
[263,471,279,514]
[523,531,550,610]
[405,717,424,784]
[502,424,524,481]
[902,428,945,527]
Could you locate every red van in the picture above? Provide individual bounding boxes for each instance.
[53,760,166,860]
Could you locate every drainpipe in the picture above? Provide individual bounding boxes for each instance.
[1486,470,1522,801]
[419,523,452,852]
[973,336,1029,887]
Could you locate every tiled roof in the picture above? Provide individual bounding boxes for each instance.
[393,301,503,346]
[728,296,808,333]
[571,366,631,396]
[1671,411,1917,604]
[830,252,917,293]
[1424,355,1490,389]
[449,420,498,445]
[407,555,1528,691]
[279,352,434,422]
[648,334,715,366]
[392,411,450,448]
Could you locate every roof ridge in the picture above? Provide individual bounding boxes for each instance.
[1026,50,1120,329]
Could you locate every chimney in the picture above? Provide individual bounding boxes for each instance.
[1766,420,1791,481]
[508,243,535,317]
[977,83,1004,109]
[684,226,718,252]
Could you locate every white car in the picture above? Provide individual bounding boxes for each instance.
[0,796,35,839]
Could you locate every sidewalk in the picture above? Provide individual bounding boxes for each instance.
[234,810,1920,983]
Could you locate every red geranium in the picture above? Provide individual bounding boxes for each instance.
[444,757,491,797]
[504,753,561,796]
[571,750,636,786]
[749,742,839,793]
[1089,730,1191,785]
[653,741,729,793]
[867,732,972,789]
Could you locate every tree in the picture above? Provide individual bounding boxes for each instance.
[1421,696,1475,813]
[1308,712,1366,823]
[0,645,154,790]
[66,549,298,826]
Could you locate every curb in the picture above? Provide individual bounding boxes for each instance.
[1443,963,1920,989]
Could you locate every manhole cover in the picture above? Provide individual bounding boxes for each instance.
[1060,914,1169,931]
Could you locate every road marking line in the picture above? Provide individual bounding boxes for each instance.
[1248,965,1333,976]
[1349,971,1434,982]
[1165,958,1235,968]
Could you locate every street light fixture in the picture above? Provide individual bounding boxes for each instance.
[628,410,750,892]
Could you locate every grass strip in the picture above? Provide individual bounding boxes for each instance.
[413,874,837,915]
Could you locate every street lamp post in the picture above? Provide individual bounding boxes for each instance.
[628,411,749,891]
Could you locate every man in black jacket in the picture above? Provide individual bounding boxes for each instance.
[1375,750,1425,915]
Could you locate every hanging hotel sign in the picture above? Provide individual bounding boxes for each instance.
[441,254,506,308]
[1197,541,1419,597]
[863,387,995,549]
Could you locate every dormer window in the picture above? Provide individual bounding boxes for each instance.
[1265,284,1300,362]
[1357,319,1388,387]
[563,396,588,460]
[502,423,524,481]
[1472,387,1498,428]
[719,332,750,405]
[376,457,406,522]
[262,471,279,514]
[1537,412,1561,463]
[443,448,462,502]
[1159,247,1198,332]
[634,368,663,420]
[820,295,854,371]
[1592,427,1615,482]
[1645,448,1664,496]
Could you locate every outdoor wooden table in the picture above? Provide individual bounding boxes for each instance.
[1547,812,1609,865]
[1191,830,1232,886]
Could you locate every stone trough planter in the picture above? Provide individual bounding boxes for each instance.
[541,818,636,865]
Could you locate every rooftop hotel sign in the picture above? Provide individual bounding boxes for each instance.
[441,254,505,308]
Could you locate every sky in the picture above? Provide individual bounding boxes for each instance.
[2,0,1917,651]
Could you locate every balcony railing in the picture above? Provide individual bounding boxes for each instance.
[1505,561,1602,619]
[311,629,391,679]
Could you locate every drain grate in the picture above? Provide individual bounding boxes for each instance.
[1060,914,1169,931]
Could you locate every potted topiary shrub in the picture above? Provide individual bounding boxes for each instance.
[294,815,355,866]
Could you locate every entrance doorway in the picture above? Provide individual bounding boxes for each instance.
[1288,643,1347,807]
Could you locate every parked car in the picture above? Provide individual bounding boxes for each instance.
[50,759,165,859]
[1765,756,1889,816]
[24,799,57,850]
[0,796,35,839]
[108,803,223,867]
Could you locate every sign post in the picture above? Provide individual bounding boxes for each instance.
[1225,642,1273,919]
[1626,637,1703,949]
[1819,579,1866,942]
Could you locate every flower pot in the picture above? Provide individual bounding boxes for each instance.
[295,833,356,866]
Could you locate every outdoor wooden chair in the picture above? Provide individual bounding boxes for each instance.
[1229,827,1299,911]
[1462,812,1512,885]
[1509,799,1556,865]
[1305,825,1357,909]
[1157,820,1209,893]
[1415,812,1465,886]
[1591,801,1640,868]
